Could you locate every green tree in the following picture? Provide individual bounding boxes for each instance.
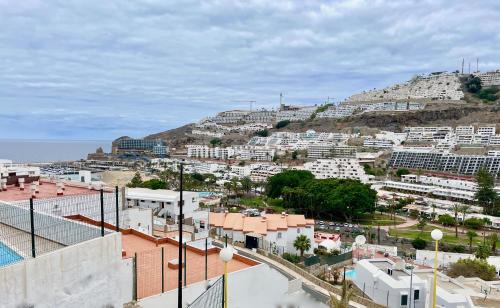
[438,214,455,227]
[475,243,491,260]
[293,235,311,257]
[255,129,269,137]
[126,172,143,188]
[465,76,482,93]
[464,218,485,230]
[209,138,222,146]
[489,233,498,255]
[467,230,477,252]
[266,170,314,198]
[452,204,460,238]
[417,217,427,234]
[140,179,167,190]
[448,258,496,281]
[411,237,427,250]
[275,120,290,129]
[475,167,499,215]
[240,177,253,195]
[396,168,410,177]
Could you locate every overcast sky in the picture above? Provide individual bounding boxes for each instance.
[1,0,499,140]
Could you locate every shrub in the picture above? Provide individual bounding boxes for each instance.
[465,76,482,93]
[411,237,427,250]
[448,258,496,281]
[451,245,466,253]
[275,120,290,129]
[255,129,269,137]
[464,218,485,230]
[396,168,410,177]
[477,86,499,102]
[282,253,301,264]
[438,214,455,226]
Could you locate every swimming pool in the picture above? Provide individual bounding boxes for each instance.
[344,269,357,279]
[0,241,23,267]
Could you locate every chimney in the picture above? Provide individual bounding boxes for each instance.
[61,182,65,191]
[18,178,25,191]
[34,181,40,194]
[1,178,8,191]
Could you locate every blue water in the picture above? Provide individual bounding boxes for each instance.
[199,192,215,197]
[0,241,23,267]
[345,269,356,279]
[0,139,110,163]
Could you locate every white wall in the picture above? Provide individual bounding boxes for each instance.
[123,207,153,235]
[0,233,128,308]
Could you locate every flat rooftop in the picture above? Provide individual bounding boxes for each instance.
[121,230,258,299]
[0,182,96,202]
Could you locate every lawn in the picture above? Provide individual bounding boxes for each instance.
[354,213,405,226]
[388,225,486,246]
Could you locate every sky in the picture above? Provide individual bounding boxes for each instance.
[1,0,499,140]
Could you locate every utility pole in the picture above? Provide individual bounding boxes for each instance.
[461,58,464,74]
[178,160,184,308]
[476,58,479,73]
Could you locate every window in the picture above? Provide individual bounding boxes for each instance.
[297,228,300,234]
[277,232,282,239]
[401,294,408,306]
[413,289,420,300]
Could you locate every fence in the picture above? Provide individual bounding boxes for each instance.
[135,238,217,300]
[0,188,122,268]
[305,250,353,267]
[188,276,224,308]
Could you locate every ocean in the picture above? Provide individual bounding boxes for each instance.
[0,139,111,163]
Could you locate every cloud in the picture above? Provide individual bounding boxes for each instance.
[0,0,499,139]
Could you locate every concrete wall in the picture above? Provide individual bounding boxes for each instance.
[0,233,128,308]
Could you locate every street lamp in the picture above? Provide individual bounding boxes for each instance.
[355,235,366,261]
[431,229,443,308]
[219,246,234,308]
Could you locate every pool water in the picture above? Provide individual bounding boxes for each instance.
[344,269,357,279]
[0,241,23,267]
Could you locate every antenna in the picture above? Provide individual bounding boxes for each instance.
[461,58,464,74]
[476,58,479,73]
[279,92,284,110]
[468,62,471,74]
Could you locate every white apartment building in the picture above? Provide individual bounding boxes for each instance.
[276,106,316,122]
[229,165,251,178]
[354,259,427,308]
[186,145,236,160]
[191,129,224,138]
[208,110,250,124]
[363,138,394,148]
[238,147,275,161]
[249,164,284,183]
[307,144,356,159]
[477,125,496,136]
[475,70,500,86]
[125,188,200,223]
[455,125,474,135]
[210,212,315,255]
[302,158,372,183]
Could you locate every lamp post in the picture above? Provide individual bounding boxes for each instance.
[431,229,443,308]
[354,235,366,261]
[219,246,234,308]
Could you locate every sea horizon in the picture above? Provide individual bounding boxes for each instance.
[0,139,111,163]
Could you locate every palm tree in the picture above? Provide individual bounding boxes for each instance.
[452,203,460,238]
[489,233,498,255]
[417,217,427,234]
[329,280,353,308]
[460,205,470,234]
[467,230,477,252]
[240,177,252,195]
[293,235,311,258]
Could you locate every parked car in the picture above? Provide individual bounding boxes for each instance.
[335,227,340,231]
